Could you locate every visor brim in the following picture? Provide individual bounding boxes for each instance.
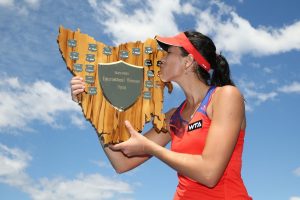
[155,35,182,51]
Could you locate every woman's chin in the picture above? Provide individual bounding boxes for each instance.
[158,75,167,82]
[158,72,171,82]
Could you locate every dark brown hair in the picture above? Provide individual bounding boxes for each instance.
[180,31,235,86]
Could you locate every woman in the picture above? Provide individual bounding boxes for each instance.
[70,31,252,199]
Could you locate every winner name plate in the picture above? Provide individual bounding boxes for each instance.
[57,26,172,144]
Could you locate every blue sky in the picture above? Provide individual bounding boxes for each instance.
[0,0,300,199]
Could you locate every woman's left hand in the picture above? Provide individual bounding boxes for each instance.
[109,120,152,157]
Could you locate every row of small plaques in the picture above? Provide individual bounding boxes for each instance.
[107,47,163,57]
[70,52,162,67]
[82,80,156,100]
[145,80,161,88]
[74,64,156,79]
[86,87,153,99]
[68,40,97,52]
[86,88,155,98]
[74,64,94,73]
[67,39,163,55]
[70,52,95,62]
[85,86,153,100]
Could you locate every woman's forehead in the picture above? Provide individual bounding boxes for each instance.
[168,46,181,52]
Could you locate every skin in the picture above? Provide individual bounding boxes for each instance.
[70,46,246,188]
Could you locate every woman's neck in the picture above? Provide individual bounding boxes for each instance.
[177,74,210,108]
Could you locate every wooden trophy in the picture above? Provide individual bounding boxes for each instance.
[57,26,172,145]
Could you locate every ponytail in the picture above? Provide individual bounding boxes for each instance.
[182,31,235,87]
[210,54,235,86]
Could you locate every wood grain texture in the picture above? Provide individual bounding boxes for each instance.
[57,26,172,145]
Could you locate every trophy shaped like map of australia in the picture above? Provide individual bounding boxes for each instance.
[57,26,172,145]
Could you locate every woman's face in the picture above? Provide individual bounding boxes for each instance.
[159,46,186,82]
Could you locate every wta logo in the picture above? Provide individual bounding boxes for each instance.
[188,120,203,132]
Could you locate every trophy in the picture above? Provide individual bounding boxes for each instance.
[57,26,172,145]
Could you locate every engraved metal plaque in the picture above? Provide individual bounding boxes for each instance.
[86,54,95,62]
[74,64,83,72]
[103,47,112,55]
[88,86,97,95]
[68,39,77,47]
[99,61,143,111]
[147,70,154,77]
[132,48,141,55]
[145,47,153,54]
[143,91,151,99]
[86,64,94,73]
[145,59,152,66]
[145,80,153,88]
[70,52,79,60]
[88,44,97,52]
[119,50,129,59]
[85,75,94,84]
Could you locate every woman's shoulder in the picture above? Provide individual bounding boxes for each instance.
[215,85,243,100]
[210,85,245,112]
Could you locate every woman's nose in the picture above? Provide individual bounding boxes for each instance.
[158,60,166,68]
[160,57,166,65]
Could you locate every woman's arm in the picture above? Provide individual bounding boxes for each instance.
[111,86,245,187]
[102,124,172,173]
[70,76,175,173]
[103,107,176,173]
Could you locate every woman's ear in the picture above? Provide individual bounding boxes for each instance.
[185,54,195,69]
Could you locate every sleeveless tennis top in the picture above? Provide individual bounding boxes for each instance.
[170,86,252,200]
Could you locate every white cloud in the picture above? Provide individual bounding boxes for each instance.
[245,88,277,104]
[237,79,278,111]
[30,174,133,200]
[0,144,33,190]
[237,78,300,111]
[87,0,193,44]
[90,159,110,168]
[0,0,41,15]
[278,82,300,94]
[195,1,300,63]
[70,115,86,129]
[267,79,278,85]
[239,80,278,103]
[0,144,134,200]
[87,0,300,63]
[24,0,40,8]
[0,0,14,7]
[0,75,84,133]
[263,67,272,74]
[293,167,300,177]
[0,144,31,177]
[290,197,300,200]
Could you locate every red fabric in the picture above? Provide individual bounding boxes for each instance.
[170,89,252,200]
[155,33,211,71]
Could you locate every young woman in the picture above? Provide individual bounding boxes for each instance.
[70,31,252,199]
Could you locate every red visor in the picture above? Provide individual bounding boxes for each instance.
[155,32,210,72]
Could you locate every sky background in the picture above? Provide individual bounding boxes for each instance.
[0,0,300,199]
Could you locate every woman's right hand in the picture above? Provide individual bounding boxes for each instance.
[70,76,85,103]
